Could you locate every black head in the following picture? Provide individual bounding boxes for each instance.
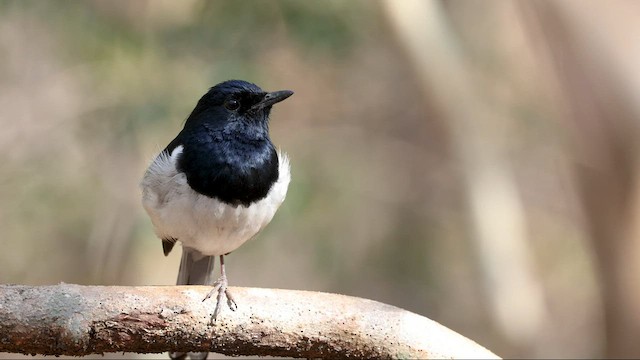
[184,80,293,135]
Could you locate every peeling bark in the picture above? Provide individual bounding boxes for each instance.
[0,284,498,359]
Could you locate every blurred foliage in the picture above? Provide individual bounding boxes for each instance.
[2,0,640,359]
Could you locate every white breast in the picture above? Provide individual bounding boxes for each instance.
[140,145,290,256]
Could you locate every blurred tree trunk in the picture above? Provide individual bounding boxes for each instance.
[383,0,547,348]
[525,2,640,357]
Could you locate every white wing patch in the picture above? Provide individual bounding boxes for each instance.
[141,145,290,256]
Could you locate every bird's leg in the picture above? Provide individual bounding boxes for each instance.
[203,255,237,321]
[214,255,237,312]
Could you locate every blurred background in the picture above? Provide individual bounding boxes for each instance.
[2,0,640,358]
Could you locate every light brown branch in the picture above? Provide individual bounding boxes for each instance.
[0,284,498,359]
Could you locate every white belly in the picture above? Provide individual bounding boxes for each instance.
[140,145,290,256]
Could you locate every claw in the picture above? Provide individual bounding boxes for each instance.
[226,289,237,311]
[202,279,222,302]
[202,255,236,322]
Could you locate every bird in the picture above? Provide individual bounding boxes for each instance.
[140,80,293,360]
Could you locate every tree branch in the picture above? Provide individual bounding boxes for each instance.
[0,284,498,359]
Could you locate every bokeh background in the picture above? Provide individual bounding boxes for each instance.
[2,0,640,358]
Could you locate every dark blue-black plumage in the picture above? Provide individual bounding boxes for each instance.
[163,80,291,207]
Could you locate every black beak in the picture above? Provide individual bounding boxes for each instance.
[251,90,294,110]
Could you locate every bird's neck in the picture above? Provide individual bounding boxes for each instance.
[177,126,279,207]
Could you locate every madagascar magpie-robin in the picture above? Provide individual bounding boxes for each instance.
[141,80,292,357]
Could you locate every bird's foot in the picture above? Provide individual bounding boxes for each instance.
[202,274,237,322]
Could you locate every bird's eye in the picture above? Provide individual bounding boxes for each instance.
[224,99,240,111]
